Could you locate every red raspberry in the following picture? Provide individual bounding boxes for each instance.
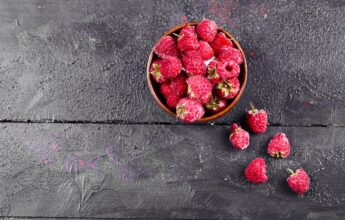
[169,74,188,96]
[187,75,213,104]
[211,32,233,54]
[166,93,181,109]
[229,123,250,150]
[160,56,182,79]
[176,26,199,52]
[160,82,173,97]
[268,133,291,158]
[150,60,167,83]
[215,78,240,99]
[217,46,244,65]
[246,103,268,134]
[182,50,207,76]
[216,61,240,79]
[205,96,227,113]
[197,41,214,60]
[245,157,268,184]
[196,19,218,43]
[154,36,179,58]
[206,61,221,84]
[176,98,205,122]
[287,168,310,194]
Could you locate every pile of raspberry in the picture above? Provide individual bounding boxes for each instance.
[150,19,244,122]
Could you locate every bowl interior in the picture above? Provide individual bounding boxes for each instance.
[147,22,247,122]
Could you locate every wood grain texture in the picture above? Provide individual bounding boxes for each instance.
[0,123,344,219]
[0,0,344,125]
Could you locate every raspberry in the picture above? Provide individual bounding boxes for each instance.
[268,133,291,158]
[169,74,188,96]
[216,60,240,79]
[160,56,182,79]
[187,75,213,104]
[196,19,218,43]
[287,168,310,194]
[166,93,181,109]
[160,82,173,97]
[217,46,244,65]
[182,50,207,76]
[154,36,179,58]
[246,103,268,134]
[205,96,227,113]
[206,61,221,84]
[215,78,240,99]
[176,98,205,122]
[229,123,250,150]
[245,158,268,184]
[197,41,214,60]
[211,32,233,54]
[150,60,167,83]
[176,26,199,52]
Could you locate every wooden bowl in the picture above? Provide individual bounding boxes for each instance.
[147,22,247,122]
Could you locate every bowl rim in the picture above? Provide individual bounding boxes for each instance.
[146,21,247,122]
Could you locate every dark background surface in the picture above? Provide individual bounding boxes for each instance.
[0,0,344,219]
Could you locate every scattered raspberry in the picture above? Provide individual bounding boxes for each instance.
[268,133,291,158]
[246,103,268,134]
[217,46,244,65]
[154,36,179,58]
[216,60,240,79]
[182,50,207,76]
[206,61,221,84]
[197,41,214,60]
[211,32,233,54]
[196,19,218,42]
[229,123,250,150]
[176,26,199,52]
[245,157,268,184]
[215,78,240,99]
[169,74,188,96]
[205,96,227,113]
[150,60,167,83]
[176,98,205,122]
[287,168,310,194]
[160,56,182,79]
[187,75,213,104]
[166,93,181,108]
[160,82,173,97]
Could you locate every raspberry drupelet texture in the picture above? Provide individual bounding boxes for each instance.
[217,46,244,65]
[287,168,310,194]
[245,157,268,184]
[182,50,207,76]
[187,75,213,104]
[176,98,205,122]
[246,103,268,134]
[154,36,179,58]
[197,41,214,60]
[211,32,233,54]
[216,60,240,79]
[160,82,173,97]
[160,56,182,79]
[150,60,167,83]
[229,123,250,150]
[196,19,218,43]
[205,96,227,113]
[176,26,199,52]
[268,133,291,158]
[166,93,181,108]
[169,74,188,96]
[207,61,221,84]
[215,78,240,99]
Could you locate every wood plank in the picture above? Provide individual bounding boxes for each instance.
[0,123,344,219]
[0,0,344,125]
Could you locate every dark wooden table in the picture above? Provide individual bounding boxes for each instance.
[0,0,345,219]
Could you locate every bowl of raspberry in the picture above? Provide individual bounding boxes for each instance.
[147,19,247,122]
